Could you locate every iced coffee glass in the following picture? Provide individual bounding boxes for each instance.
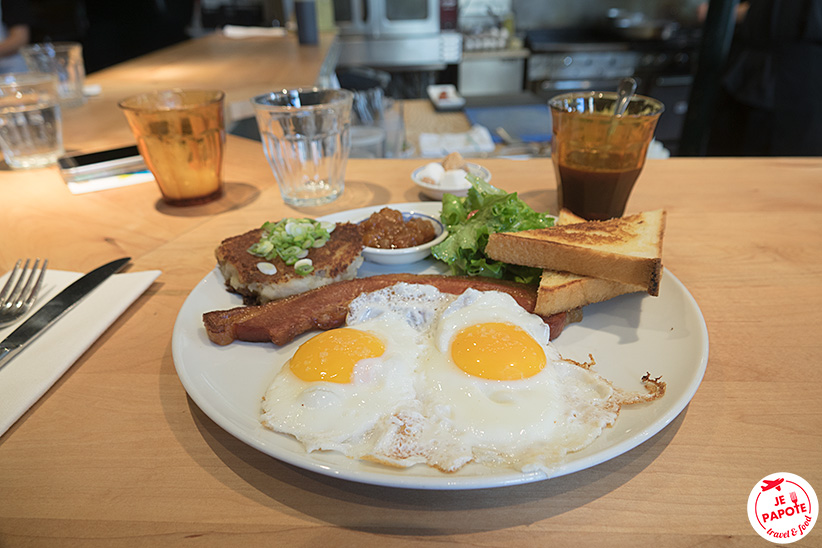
[549,91,664,221]
[119,89,225,206]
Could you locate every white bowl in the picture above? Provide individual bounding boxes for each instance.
[411,162,492,200]
[360,211,448,265]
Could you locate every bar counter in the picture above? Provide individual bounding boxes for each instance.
[61,31,338,153]
[1,143,820,545]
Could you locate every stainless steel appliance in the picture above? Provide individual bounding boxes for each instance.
[333,0,439,37]
[525,29,640,98]
[524,28,698,154]
[333,0,461,69]
[632,39,697,154]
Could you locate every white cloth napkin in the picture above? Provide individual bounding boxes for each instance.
[0,268,161,437]
[222,25,288,39]
[419,125,496,158]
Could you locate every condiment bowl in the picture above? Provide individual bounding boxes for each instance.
[361,211,448,265]
[411,162,492,200]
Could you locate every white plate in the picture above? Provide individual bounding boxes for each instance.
[172,202,709,490]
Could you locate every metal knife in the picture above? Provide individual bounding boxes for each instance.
[0,257,130,370]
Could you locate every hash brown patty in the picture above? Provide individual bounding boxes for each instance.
[216,222,364,304]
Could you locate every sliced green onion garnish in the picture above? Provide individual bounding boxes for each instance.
[247,218,335,276]
[294,258,314,275]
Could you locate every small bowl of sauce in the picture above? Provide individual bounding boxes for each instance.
[359,207,447,265]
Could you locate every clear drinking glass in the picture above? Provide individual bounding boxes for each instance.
[252,88,353,207]
[119,89,226,206]
[21,42,86,108]
[0,72,64,169]
[549,91,664,221]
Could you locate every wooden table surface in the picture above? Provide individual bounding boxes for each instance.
[1,148,820,546]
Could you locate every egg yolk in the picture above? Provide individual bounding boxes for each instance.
[451,322,546,380]
[290,328,385,383]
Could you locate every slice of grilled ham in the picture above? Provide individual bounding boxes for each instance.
[203,274,579,346]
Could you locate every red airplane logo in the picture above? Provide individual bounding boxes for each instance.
[761,478,785,492]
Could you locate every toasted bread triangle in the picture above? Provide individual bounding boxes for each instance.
[557,208,587,225]
[532,209,648,314]
[535,270,645,315]
[496,210,665,258]
[485,209,666,295]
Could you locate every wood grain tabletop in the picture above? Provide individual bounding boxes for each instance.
[1,152,820,547]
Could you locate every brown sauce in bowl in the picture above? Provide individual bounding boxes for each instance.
[361,208,437,249]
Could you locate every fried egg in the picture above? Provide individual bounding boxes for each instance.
[260,311,422,458]
[418,289,620,472]
[261,283,642,474]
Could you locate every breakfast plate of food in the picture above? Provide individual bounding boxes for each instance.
[172,188,709,490]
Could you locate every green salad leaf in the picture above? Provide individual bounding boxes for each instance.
[432,174,555,284]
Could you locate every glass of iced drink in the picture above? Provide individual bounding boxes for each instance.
[252,88,353,207]
[119,89,225,206]
[549,91,664,221]
[0,72,64,169]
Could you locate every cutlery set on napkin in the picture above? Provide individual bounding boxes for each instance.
[0,259,160,436]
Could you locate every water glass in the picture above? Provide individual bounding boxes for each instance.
[382,98,406,158]
[252,88,353,207]
[0,72,64,169]
[21,42,86,108]
[119,89,226,206]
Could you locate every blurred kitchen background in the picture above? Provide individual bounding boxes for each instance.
[24,0,724,157]
[186,0,711,156]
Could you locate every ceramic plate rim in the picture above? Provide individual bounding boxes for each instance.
[172,201,709,490]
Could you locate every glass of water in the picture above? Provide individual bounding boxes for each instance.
[252,88,353,207]
[21,42,86,108]
[0,72,64,170]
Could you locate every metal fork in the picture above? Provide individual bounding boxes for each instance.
[0,259,48,326]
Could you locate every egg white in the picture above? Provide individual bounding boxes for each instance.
[419,289,620,472]
[260,284,623,474]
[260,313,422,458]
